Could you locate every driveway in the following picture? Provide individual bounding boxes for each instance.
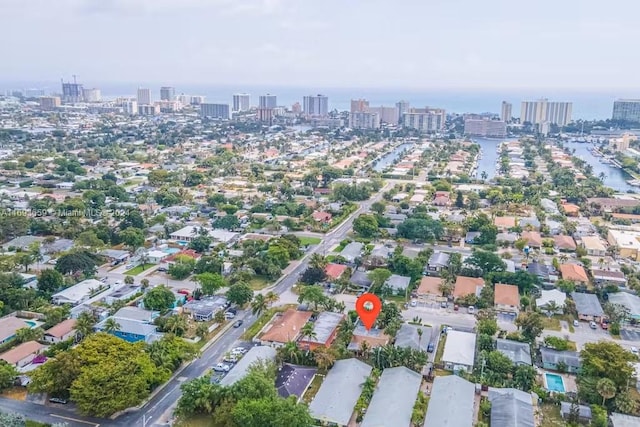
[402,306,476,331]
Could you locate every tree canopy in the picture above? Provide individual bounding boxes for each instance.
[143,285,175,312]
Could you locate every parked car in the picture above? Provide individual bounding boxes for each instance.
[213,363,231,372]
[223,355,238,363]
[157,267,167,272]
[427,342,435,353]
[233,320,243,328]
[632,347,639,355]
[453,304,459,311]
[410,300,417,307]
[440,301,447,308]
[231,347,248,355]
[224,312,236,320]
[49,397,67,404]
[573,320,579,327]
[467,306,475,314]
[589,321,597,329]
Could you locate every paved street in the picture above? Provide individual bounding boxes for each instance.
[0,183,392,426]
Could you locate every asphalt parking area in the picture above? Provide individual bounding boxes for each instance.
[621,329,640,342]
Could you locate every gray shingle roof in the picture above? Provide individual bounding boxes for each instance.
[361,367,422,427]
[309,358,373,425]
[570,292,604,316]
[276,363,317,399]
[386,274,411,291]
[300,312,343,345]
[219,346,277,387]
[495,339,532,365]
[540,347,581,369]
[489,388,535,427]
[560,401,592,419]
[428,252,450,267]
[424,375,475,427]
[395,324,432,352]
[340,242,364,262]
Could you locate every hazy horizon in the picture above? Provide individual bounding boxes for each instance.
[2,0,640,91]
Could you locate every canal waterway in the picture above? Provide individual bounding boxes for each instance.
[372,142,414,172]
[565,142,634,193]
[472,137,503,180]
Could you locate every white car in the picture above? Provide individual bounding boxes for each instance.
[573,320,579,327]
[213,363,231,372]
[410,300,417,307]
[223,355,239,363]
[224,312,236,320]
[631,347,638,355]
[231,347,248,355]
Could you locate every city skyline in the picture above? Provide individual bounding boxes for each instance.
[2,0,640,90]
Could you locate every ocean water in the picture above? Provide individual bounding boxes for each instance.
[3,81,634,119]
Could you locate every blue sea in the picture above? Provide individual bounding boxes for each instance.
[3,81,636,119]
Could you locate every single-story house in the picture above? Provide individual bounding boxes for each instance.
[560,401,592,424]
[4,236,45,251]
[494,284,520,314]
[423,375,475,427]
[489,388,535,427]
[311,211,332,222]
[348,325,390,352]
[349,270,372,290]
[105,284,141,305]
[416,277,443,302]
[590,269,626,287]
[536,289,567,314]
[52,279,106,306]
[465,231,481,244]
[607,292,640,321]
[0,317,32,344]
[571,292,605,322]
[95,316,160,343]
[0,341,45,368]
[497,232,518,244]
[100,249,130,263]
[361,367,422,427]
[43,319,77,344]
[309,358,373,426]
[560,264,590,284]
[220,346,277,387]
[453,276,484,299]
[260,309,313,347]
[113,306,159,323]
[298,312,344,351]
[427,252,450,273]
[496,339,532,366]
[442,330,476,373]
[610,413,640,427]
[385,274,411,294]
[540,347,581,373]
[527,262,555,282]
[325,263,348,281]
[169,225,214,242]
[146,250,168,264]
[494,216,517,231]
[340,242,363,263]
[521,231,543,248]
[519,218,541,230]
[276,363,318,401]
[395,324,431,352]
[182,296,229,322]
[554,235,577,252]
[580,235,607,257]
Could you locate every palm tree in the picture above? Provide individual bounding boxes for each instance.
[103,318,121,333]
[313,347,336,371]
[165,315,188,336]
[596,378,616,406]
[480,171,488,182]
[278,341,301,364]
[141,278,150,290]
[417,328,424,349]
[75,311,96,340]
[309,253,328,270]
[265,291,279,307]
[598,258,605,269]
[359,340,371,357]
[195,323,209,340]
[300,322,317,341]
[543,301,560,316]
[559,254,569,264]
[251,294,268,317]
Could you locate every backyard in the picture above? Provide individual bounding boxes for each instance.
[125,263,154,275]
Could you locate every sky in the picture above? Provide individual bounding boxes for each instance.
[1,0,640,91]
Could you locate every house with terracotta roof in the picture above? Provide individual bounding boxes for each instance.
[259,309,313,347]
[312,211,332,222]
[553,235,577,252]
[453,276,485,299]
[416,277,443,302]
[347,325,390,352]
[559,264,589,284]
[325,263,348,281]
[494,284,520,314]
[521,231,542,248]
[561,202,580,217]
[43,319,77,344]
[0,341,45,368]
[494,216,517,231]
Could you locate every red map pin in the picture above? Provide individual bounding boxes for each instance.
[355,293,382,330]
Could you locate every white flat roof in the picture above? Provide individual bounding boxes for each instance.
[442,330,476,367]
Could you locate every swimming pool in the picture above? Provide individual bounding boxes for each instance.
[163,248,181,255]
[24,320,37,328]
[545,373,566,393]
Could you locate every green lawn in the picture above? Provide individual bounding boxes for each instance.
[299,236,321,246]
[125,263,154,276]
[542,317,561,331]
[175,414,214,427]
[302,374,325,404]
[249,276,270,290]
[435,333,447,364]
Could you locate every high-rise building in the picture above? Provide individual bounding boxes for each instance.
[501,101,512,123]
[612,99,640,123]
[200,103,230,119]
[402,108,446,132]
[291,102,302,114]
[257,107,274,124]
[232,93,250,112]
[122,99,138,115]
[160,86,175,101]
[464,119,507,138]
[138,104,160,115]
[259,94,277,109]
[190,96,205,105]
[137,88,151,105]
[82,88,101,102]
[25,88,45,98]
[396,100,410,117]
[61,78,84,103]
[351,99,369,114]
[520,99,572,126]
[177,94,191,105]
[349,111,380,129]
[303,94,329,117]
[39,96,61,110]
[369,106,399,124]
